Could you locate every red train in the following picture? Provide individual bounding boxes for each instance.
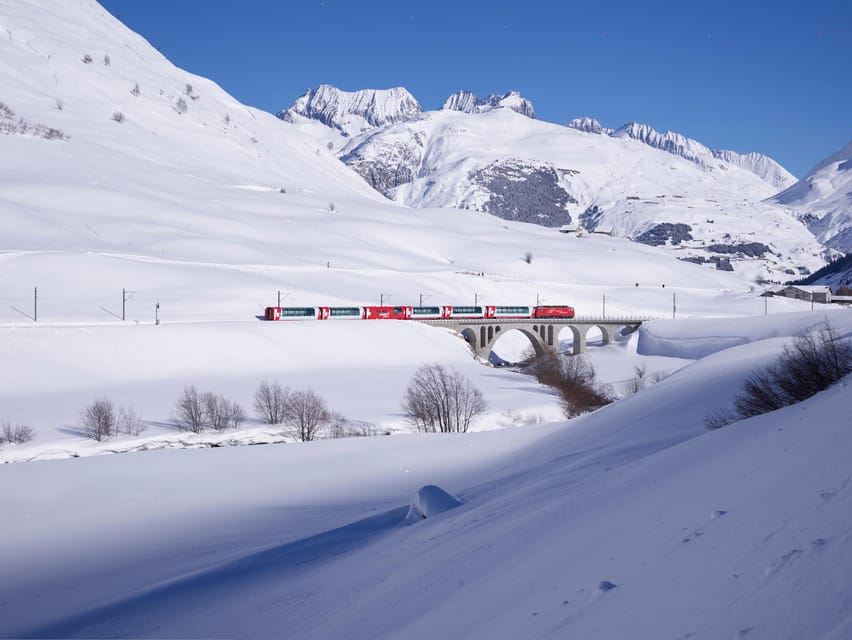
[263,304,575,321]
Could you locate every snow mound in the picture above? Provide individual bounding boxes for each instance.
[405,485,462,522]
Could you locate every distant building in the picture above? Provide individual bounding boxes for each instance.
[763,285,832,304]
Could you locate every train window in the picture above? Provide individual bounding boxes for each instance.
[393,307,403,314]
[330,307,360,316]
[412,306,440,314]
[452,306,482,314]
[281,307,315,316]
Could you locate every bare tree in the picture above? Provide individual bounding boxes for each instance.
[130,83,141,97]
[80,398,116,441]
[282,388,331,441]
[117,405,146,436]
[254,380,287,424]
[103,53,111,66]
[402,364,486,433]
[1,421,34,444]
[204,392,244,432]
[173,386,206,433]
[227,400,246,430]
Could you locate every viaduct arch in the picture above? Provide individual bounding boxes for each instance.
[423,317,647,359]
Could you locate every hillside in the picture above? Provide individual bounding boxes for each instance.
[771,141,852,254]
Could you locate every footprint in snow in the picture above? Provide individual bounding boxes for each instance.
[764,548,803,577]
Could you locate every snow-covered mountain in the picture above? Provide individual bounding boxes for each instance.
[611,122,797,191]
[442,89,536,119]
[326,105,826,281]
[770,141,852,253]
[278,84,421,139]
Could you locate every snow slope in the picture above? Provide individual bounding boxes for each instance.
[771,140,852,253]
[2,311,851,639]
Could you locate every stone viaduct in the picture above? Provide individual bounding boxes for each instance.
[421,316,649,359]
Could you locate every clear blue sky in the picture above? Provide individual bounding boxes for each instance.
[100,0,851,177]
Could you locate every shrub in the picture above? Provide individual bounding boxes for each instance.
[1,422,34,444]
[735,323,852,419]
[526,351,612,418]
[130,83,141,97]
[254,380,287,424]
[624,364,647,395]
[103,53,111,66]
[523,251,533,264]
[80,398,116,441]
[402,364,486,433]
[111,111,125,123]
[174,97,187,114]
[708,323,852,428]
[82,54,93,64]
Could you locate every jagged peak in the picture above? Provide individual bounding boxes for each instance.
[566,117,612,135]
[278,84,421,135]
[442,90,536,119]
[611,121,715,167]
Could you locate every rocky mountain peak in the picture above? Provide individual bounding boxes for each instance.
[278,84,421,137]
[442,90,536,119]
[566,117,612,135]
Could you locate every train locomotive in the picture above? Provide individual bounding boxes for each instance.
[263,304,575,321]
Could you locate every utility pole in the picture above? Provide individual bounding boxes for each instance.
[672,292,677,319]
[155,302,160,326]
[34,286,37,322]
[602,293,606,319]
[278,289,281,308]
[419,293,430,307]
[474,293,478,306]
[122,288,136,322]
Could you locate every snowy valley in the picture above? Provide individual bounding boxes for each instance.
[1,1,852,639]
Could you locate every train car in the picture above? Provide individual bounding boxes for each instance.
[362,305,413,320]
[410,306,453,320]
[532,305,576,319]
[322,306,364,320]
[450,305,486,319]
[485,305,532,319]
[263,306,320,321]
